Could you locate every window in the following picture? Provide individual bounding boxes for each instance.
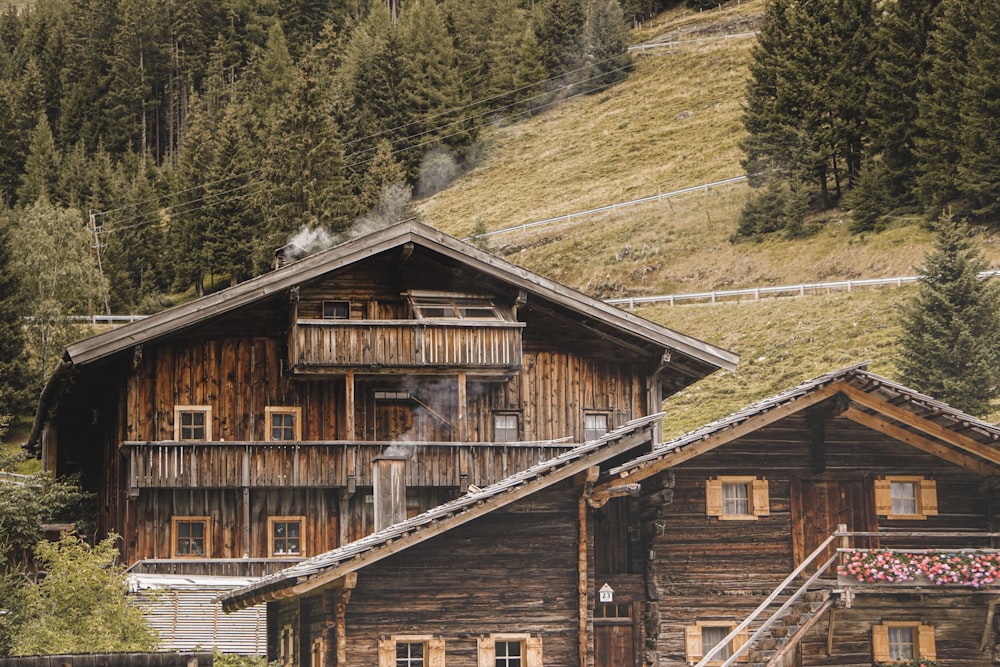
[279,625,295,667]
[266,406,302,442]
[172,516,210,558]
[872,622,936,663]
[584,413,609,441]
[174,406,212,441]
[407,292,504,321]
[311,637,326,667]
[478,634,542,667]
[322,300,350,319]
[684,622,748,664]
[377,636,444,667]
[875,476,938,519]
[594,603,631,619]
[269,516,305,557]
[706,477,769,520]
[494,413,519,442]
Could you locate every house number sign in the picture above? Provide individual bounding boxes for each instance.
[599,583,614,603]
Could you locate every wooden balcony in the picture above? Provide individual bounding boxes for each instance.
[289,319,524,376]
[121,439,575,490]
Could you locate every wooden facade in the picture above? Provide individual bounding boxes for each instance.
[28,222,735,653]
[221,366,1000,667]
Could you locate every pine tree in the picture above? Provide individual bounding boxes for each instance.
[582,0,631,92]
[913,0,976,212]
[17,112,61,205]
[535,0,586,81]
[956,0,1000,219]
[397,0,473,173]
[895,215,1000,416]
[864,0,940,214]
[0,212,30,416]
[513,23,548,113]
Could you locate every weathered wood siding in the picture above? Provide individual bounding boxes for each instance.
[644,412,992,665]
[280,483,584,667]
[799,595,994,666]
[125,340,645,447]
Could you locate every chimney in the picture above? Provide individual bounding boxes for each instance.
[273,242,305,270]
[373,455,407,531]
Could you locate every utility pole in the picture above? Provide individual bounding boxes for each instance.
[89,210,112,316]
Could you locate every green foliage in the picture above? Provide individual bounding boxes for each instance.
[734,180,810,241]
[0,473,91,569]
[895,215,1000,416]
[10,534,158,656]
[10,200,106,391]
[582,0,632,92]
[0,212,30,416]
[846,157,891,233]
[212,649,273,667]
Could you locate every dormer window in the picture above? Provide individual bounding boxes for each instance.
[406,291,505,321]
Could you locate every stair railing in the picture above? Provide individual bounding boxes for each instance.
[694,524,847,667]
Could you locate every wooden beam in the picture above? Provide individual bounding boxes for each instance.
[595,383,846,492]
[843,407,998,476]
[344,371,355,441]
[578,495,589,667]
[838,384,1000,467]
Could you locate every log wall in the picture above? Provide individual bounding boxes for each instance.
[284,483,584,667]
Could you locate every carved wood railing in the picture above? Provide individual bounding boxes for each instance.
[289,319,524,375]
[121,439,575,489]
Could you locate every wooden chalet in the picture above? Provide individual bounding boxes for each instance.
[25,220,736,653]
[220,364,1000,667]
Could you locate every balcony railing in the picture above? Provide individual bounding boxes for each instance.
[289,319,524,375]
[121,439,575,489]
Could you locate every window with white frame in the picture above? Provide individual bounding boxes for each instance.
[407,292,504,321]
[478,634,542,667]
[174,406,212,441]
[494,413,519,442]
[872,622,936,663]
[266,406,302,442]
[706,477,769,520]
[377,636,444,667]
[875,476,938,520]
[583,412,609,441]
[684,622,748,665]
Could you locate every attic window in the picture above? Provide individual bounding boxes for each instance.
[407,292,503,321]
[322,300,350,319]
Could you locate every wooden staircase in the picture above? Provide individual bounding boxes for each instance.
[746,588,835,667]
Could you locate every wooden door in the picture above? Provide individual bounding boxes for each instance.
[790,477,875,574]
[594,623,635,667]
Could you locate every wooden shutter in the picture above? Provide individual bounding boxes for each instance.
[525,636,543,667]
[428,638,446,667]
[920,480,938,516]
[917,624,936,659]
[733,626,750,662]
[685,625,703,662]
[874,479,892,516]
[477,636,495,667]
[378,638,395,667]
[706,478,723,517]
[752,479,770,517]
[871,624,890,662]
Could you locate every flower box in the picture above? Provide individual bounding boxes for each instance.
[838,549,1000,588]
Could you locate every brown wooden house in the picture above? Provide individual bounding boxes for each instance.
[221,363,1000,667]
[26,220,737,652]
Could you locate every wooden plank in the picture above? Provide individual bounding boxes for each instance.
[838,384,1000,467]
[842,407,997,476]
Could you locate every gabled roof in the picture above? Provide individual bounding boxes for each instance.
[62,220,737,371]
[221,413,663,612]
[595,363,1000,492]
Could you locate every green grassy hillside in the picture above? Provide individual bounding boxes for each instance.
[420,0,1000,426]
